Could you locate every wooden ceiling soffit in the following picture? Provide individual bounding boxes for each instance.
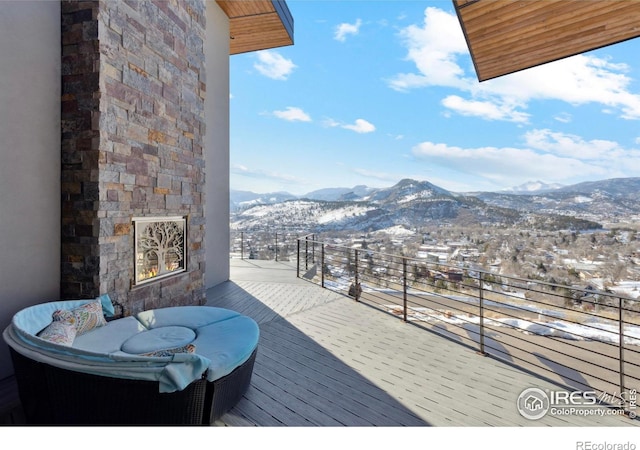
[216,0,294,55]
[453,0,640,82]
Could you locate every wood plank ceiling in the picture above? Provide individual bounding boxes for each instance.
[453,0,640,82]
[216,0,294,55]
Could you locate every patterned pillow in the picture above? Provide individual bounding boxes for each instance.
[52,309,76,325]
[37,309,77,346]
[71,300,107,335]
[141,344,196,357]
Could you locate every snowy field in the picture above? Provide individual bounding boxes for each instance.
[388,306,640,346]
[323,278,640,345]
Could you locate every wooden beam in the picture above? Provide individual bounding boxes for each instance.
[454,0,640,81]
[217,0,294,55]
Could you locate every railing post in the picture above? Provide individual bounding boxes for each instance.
[321,243,325,288]
[305,237,309,271]
[241,231,244,260]
[619,296,626,413]
[296,238,300,278]
[354,249,359,302]
[478,272,485,355]
[403,258,408,322]
[275,232,278,262]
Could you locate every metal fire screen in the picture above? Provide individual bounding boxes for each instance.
[133,216,186,286]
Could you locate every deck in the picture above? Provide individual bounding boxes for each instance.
[209,259,638,427]
[1,258,638,427]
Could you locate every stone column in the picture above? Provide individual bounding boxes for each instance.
[61,0,206,315]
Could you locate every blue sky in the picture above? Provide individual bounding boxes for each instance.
[229,0,640,196]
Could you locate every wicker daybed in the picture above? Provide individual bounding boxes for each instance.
[3,298,259,425]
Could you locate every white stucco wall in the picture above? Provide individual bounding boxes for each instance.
[204,3,231,288]
[0,2,61,378]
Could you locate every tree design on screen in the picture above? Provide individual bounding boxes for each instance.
[137,220,185,281]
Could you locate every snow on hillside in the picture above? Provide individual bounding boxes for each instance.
[323,276,640,346]
[317,204,375,224]
[403,310,640,346]
[372,225,416,236]
[609,281,640,299]
[231,200,376,229]
[502,180,564,193]
[397,191,435,203]
[238,197,285,208]
[573,196,593,204]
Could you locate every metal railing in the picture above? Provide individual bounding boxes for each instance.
[295,235,640,418]
[229,230,301,262]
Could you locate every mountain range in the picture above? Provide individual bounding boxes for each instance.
[230,177,640,232]
[500,180,565,194]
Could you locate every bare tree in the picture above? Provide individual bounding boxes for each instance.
[605,260,627,285]
[138,221,185,276]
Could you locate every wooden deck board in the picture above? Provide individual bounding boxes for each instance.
[288,304,491,425]
[289,300,622,427]
[239,386,312,426]
[256,324,423,425]
[251,360,353,426]
[207,261,639,427]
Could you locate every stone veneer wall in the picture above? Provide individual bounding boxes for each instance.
[61,0,206,315]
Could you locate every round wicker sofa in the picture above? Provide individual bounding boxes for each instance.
[3,298,259,425]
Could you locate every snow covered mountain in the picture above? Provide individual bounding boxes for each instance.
[501,180,564,194]
[230,190,297,212]
[475,177,640,223]
[230,177,636,232]
[303,185,375,201]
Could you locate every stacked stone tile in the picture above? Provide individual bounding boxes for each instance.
[61,0,206,314]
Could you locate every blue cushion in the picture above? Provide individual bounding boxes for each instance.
[97,294,115,317]
[73,316,147,354]
[121,326,196,355]
[193,315,260,381]
[135,306,239,330]
[8,303,257,392]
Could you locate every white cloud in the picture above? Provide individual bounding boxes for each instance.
[554,112,572,123]
[410,127,640,187]
[273,107,312,122]
[388,7,471,92]
[254,51,297,80]
[386,72,431,92]
[231,164,303,184]
[523,129,624,160]
[343,119,376,133]
[335,19,362,42]
[353,168,398,182]
[478,55,640,119]
[390,7,640,121]
[324,118,376,133]
[411,141,607,186]
[442,95,530,123]
[322,118,341,129]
